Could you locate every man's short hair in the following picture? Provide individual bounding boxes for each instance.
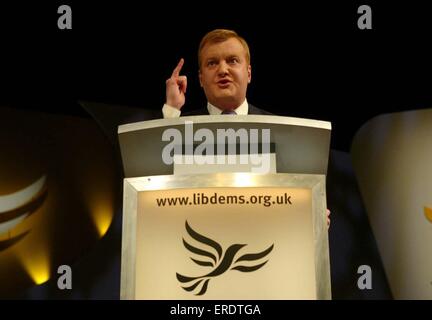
[198,29,251,69]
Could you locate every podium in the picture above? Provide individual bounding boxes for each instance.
[118,115,332,299]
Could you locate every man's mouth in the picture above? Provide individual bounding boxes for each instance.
[217,79,232,88]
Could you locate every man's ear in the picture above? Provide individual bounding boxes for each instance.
[198,70,203,87]
[248,65,252,83]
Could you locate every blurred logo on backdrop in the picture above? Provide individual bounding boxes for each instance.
[0,176,47,251]
[352,108,432,299]
[425,207,432,223]
[0,106,120,297]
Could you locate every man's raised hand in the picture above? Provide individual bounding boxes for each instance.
[165,58,187,110]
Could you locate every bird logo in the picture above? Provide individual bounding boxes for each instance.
[0,175,47,252]
[176,220,274,296]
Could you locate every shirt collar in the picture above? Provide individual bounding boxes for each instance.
[207,99,249,115]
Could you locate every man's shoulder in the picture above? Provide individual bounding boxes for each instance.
[248,104,273,115]
[182,108,209,116]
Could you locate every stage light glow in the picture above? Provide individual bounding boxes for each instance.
[91,202,114,238]
[18,252,51,285]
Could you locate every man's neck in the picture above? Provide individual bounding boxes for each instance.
[207,99,249,115]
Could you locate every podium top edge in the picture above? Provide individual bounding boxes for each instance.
[118,114,332,134]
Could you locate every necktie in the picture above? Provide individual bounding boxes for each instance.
[221,109,237,115]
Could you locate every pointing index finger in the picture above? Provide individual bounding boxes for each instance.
[172,58,184,77]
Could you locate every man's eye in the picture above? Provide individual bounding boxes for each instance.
[207,61,216,66]
[229,58,239,64]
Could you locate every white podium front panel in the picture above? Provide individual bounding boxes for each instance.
[121,173,330,300]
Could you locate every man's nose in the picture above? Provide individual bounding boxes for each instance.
[217,61,229,76]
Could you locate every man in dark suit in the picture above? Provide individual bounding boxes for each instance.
[162,29,272,118]
[161,28,330,226]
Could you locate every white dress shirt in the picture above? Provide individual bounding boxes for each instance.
[162,99,249,118]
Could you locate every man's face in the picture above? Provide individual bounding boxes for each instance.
[199,37,251,110]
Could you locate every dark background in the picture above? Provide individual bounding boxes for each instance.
[1,1,430,151]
